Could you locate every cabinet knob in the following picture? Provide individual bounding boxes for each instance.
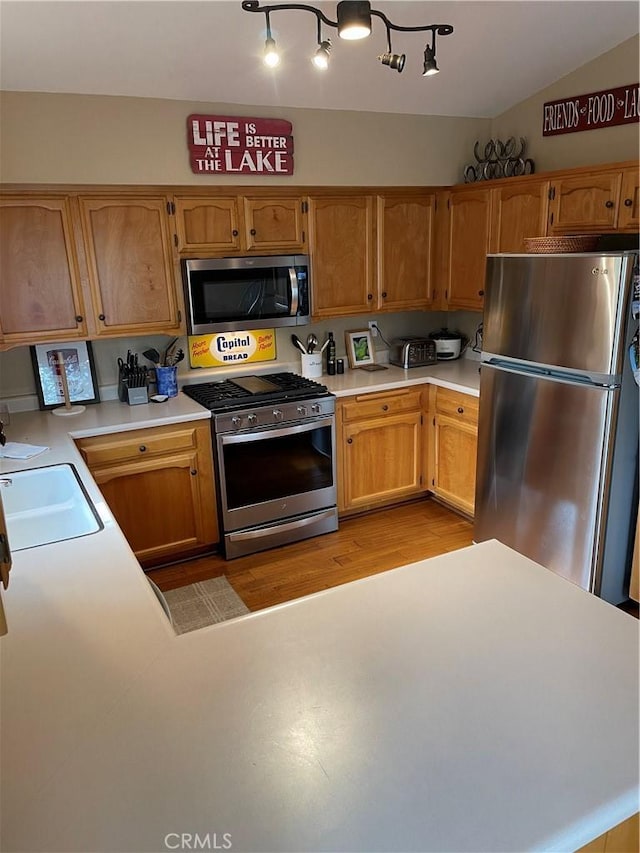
[347,437,353,444]
[250,228,257,235]
[139,445,147,452]
[382,404,389,411]
[98,314,106,321]
[232,229,239,236]
[75,315,83,323]
[478,290,485,297]
[605,200,614,208]
[457,407,464,414]
[190,469,197,476]
[624,198,633,207]
[367,293,373,301]
[381,291,387,299]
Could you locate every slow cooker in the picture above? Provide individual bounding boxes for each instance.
[428,328,467,360]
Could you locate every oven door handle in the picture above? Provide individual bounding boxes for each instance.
[227,509,336,542]
[219,416,333,446]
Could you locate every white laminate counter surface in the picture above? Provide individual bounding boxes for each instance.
[323,358,481,398]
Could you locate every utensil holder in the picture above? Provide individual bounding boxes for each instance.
[301,353,322,379]
[155,365,178,397]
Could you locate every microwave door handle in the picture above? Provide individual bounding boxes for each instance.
[289,267,299,316]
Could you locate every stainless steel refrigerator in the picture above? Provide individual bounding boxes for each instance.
[474,252,639,605]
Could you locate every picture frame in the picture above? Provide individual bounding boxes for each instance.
[345,328,375,369]
[30,341,100,410]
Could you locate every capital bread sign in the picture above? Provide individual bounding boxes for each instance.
[187,114,294,175]
[543,83,639,136]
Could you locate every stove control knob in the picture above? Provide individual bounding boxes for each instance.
[231,416,242,429]
[272,409,283,421]
[297,405,308,416]
[311,403,321,414]
[247,413,258,425]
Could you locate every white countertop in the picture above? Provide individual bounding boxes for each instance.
[1,362,638,852]
[323,358,480,398]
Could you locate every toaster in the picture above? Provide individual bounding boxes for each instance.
[389,336,438,369]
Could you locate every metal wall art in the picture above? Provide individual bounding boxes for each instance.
[463,137,535,183]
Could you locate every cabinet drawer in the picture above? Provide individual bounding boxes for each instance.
[340,388,422,422]
[435,388,478,423]
[77,424,202,467]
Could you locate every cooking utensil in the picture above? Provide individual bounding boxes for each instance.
[319,338,330,354]
[163,337,179,366]
[306,333,318,354]
[142,348,161,365]
[291,334,307,354]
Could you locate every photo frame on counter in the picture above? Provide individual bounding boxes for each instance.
[345,329,375,369]
[30,341,100,410]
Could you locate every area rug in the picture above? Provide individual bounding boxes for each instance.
[163,576,250,635]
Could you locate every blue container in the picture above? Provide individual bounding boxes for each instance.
[155,366,178,398]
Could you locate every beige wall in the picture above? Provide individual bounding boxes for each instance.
[0,91,489,186]
[491,36,639,172]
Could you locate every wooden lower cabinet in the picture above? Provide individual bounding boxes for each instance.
[76,421,218,565]
[427,386,479,516]
[577,812,639,853]
[337,388,425,513]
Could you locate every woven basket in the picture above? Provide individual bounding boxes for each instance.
[524,235,600,253]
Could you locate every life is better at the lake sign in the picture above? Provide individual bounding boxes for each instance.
[187,114,294,175]
[542,83,639,136]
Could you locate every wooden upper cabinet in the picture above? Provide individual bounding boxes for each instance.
[548,171,622,233]
[173,195,306,254]
[174,196,241,253]
[377,194,435,311]
[79,196,181,336]
[447,188,491,311]
[308,195,376,318]
[243,197,306,252]
[618,167,640,231]
[0,196,87,347]
[489,179,550,252]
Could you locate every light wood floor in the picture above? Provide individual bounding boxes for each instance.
[149,498,474,611]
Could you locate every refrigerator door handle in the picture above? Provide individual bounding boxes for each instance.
[481,356,620,388]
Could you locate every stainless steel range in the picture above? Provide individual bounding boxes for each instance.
[183,373,337,559]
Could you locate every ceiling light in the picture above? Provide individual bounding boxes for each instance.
[313,40,332,70]
[242,1,453,78]
[422,44,439,76]
[378,52,405,73]
[337,0,371,40]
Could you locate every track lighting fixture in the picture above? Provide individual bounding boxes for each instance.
[242,1,453,77]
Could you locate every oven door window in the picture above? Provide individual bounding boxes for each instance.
[191,267,294,323]
[221,421,333,510]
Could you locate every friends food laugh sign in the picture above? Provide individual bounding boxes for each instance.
[187,115,294,175]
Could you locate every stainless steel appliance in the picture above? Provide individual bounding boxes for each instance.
[183,373,337,558]
[182,255,310,335]
[389,337,437,369]
[475,252,639,604]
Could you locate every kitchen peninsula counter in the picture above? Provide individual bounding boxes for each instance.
[322,357,481,398]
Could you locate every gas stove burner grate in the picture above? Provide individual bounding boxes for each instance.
[182,372,329,412]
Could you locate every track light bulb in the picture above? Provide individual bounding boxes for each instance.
[337,1,372,40]
[422,44,439,76]
[378,52,405,73]
[312,40,331,70]
[264,36,280,67]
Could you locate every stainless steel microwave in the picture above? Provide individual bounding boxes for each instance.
[181,255,310,335]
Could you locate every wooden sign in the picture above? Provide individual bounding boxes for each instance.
[543,83,639,136]
[187,114,294,175]
[188,330,276,368]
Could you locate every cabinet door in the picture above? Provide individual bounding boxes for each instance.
[0,197,87,347]
[434,413,477,516]
[79,196,181,336]
[174,196,241,253]
[92,451,208,563]
[341,412,422,511]
[377,195,435,311]
[548,171,622,233]
[447,189,491,311]
[243,197,306,252]
[618,167,640,231]
[490,180,550,252]
[308,195,375,318]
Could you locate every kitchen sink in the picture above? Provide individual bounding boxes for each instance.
[0,464,103,551]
